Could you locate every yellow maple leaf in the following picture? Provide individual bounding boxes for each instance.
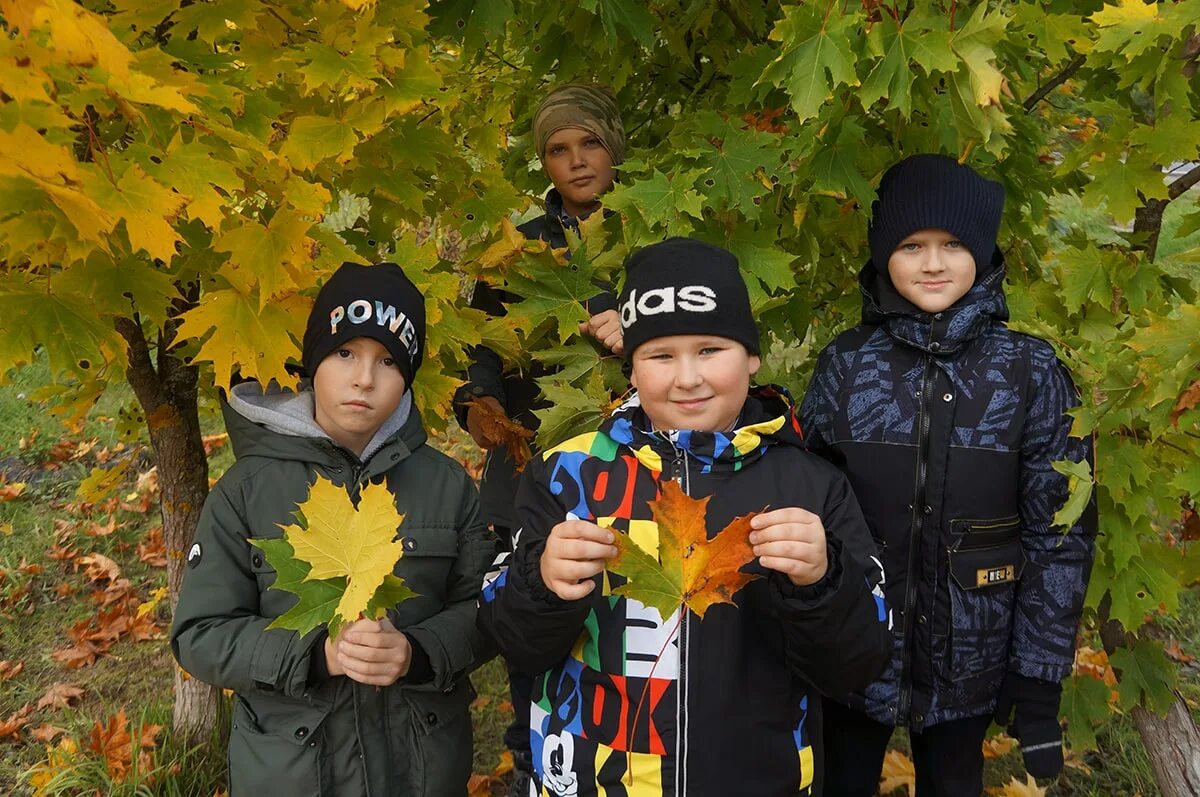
[985,774,1047,797]
[175,286,307,389]
[282,477,406,629]
[879,748,915,796]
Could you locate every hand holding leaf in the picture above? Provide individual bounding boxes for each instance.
[749,507,829,587]
[540,517,618,601]
[608,481,762,621]
[250,475,416,639]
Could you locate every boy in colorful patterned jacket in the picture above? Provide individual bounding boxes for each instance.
[479,237,892,797]
[801,155,1097,796]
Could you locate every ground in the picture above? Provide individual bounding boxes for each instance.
[0,360,1197,796]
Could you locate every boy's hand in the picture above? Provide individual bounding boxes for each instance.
[579,309,624,355]
[540,519,618,601]
[749,508,829,587]
[330,618,412,686]
[465,395,506,449]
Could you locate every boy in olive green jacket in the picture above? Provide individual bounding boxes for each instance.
[171,262,494,796]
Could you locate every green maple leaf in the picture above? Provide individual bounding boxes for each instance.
[1060,674,1111,751]
[1013,4,1089,64]
[0,278,122,379]
[383,52,443,114]
[949,4,1007,107]
[1127,118,1200,166]
[279,115,359,171]
[809,121,875,209]
[860,13,954,116]
[141,139,244,230]
[1091,0,1174,61]
[215,210,320,306]
[760,5,861,123]
[1102,543,1186,628]
[1050,457,1093,532]
[692,113,781,217]
[579,0,655,48]
[605,169,706,232]
[297,42,378,95]
[533,373,610,449]
[1083,149,1170,224]
[1110,639,1178,713]
[723,229,796,294]
[1052,243,1115,315]
[503,247,604,343]
[52,253,182,331]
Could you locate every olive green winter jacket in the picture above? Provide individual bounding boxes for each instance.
[171,383,495,797]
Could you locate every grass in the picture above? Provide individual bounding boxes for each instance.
[1,362,1197,796]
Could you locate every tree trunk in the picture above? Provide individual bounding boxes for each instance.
[1131,699,1200,797]
[1100,613,1200,796]
[117,307,222,742]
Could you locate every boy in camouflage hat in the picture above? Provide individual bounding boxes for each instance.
[456,82,626,797]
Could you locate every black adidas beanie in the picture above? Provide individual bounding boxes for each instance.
[869,154,1005,276]
[618,237,759,359]
[301,262,425,386]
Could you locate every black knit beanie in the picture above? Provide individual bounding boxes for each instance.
[301,262,425,386]
[869,154,1005,276]
[618,238,759,359]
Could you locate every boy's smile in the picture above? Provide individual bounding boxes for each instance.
[313,337,407,455]
[630,335,760,432]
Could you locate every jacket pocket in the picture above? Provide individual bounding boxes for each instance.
[402,679,475,797]
[944,517,1023,683]
[392,528,460,624]
[227,695,325,796]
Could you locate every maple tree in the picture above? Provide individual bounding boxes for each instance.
[0,0,1197,787]
[250,475,416,639]
[608,481,761,621]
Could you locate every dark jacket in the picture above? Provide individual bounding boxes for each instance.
[799,261,1098,732]
[454,188,615,529]
[171,383,495,797]
[478,388,892,797]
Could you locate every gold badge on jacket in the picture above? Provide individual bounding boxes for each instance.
[976,564,1016,587]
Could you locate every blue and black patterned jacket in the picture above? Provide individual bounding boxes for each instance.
[800,260,1097,731]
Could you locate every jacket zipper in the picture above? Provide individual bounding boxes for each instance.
[664,435,689,797]
[897,357,934,728]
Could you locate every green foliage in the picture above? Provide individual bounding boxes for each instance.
[2,0,1199,745]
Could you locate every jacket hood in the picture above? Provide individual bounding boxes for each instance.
[858,253,1009,356]
[598,384,806,475]
[223,381,426,466]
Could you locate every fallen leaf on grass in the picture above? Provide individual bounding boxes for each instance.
[467,774,492,797]
[54,582,78,599]
[77,553,121,583]
[470,695,491,710]
[1164,638,1195,664]
[493,750,514,777]
[51,640,105,669]
[497,700,513,714]
[985,774,1047,797]
[0,521,11,535]
[0,703,34,740]
[37,683,85,711]
[18,558,43,575]
[0,477,27,501]
[86,708,162,783]
[47,542,81,562]
[982,732,1017,759]
[30,724,67,743]
[879,748,915,796]
[0,660,24,681]
[137,527,168,567]
[27,737,79,792]
[82,516,119,537]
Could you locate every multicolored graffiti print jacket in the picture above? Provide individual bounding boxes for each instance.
[799,261,1098,732]
[479,388,892,797]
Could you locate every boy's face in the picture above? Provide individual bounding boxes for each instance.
[543,126,615,217]
[630,335,760,433]
[886,228,977,313]
[313,337,407,455]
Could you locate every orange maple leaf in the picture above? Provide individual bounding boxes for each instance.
[464,398,535,471]
[137,527,168,567]
[985,774,1047,797]
[77,552,121,583]
[37,683,85,711]
[0,703,34,740]
[0,476,27,501]
[86,708,157,783]
[609,480,761,620]
[1171,378,1200,427]
[982,732,1017,759]
[29,724,67,743]
[466,773,493,797]
[879,748,915,796]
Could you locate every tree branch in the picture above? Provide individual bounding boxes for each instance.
[1168,162,1200,200]
[116,314,165,412]
[1023,54,1087,112]
[717,0,761,43]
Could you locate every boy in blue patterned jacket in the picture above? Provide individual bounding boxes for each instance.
[800,155,1097,797]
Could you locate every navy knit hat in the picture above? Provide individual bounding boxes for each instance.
[618,238,759,359]
[868,154,1005,275]
[301,262,425,386]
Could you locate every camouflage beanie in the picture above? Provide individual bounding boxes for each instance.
[533,83,626,166]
